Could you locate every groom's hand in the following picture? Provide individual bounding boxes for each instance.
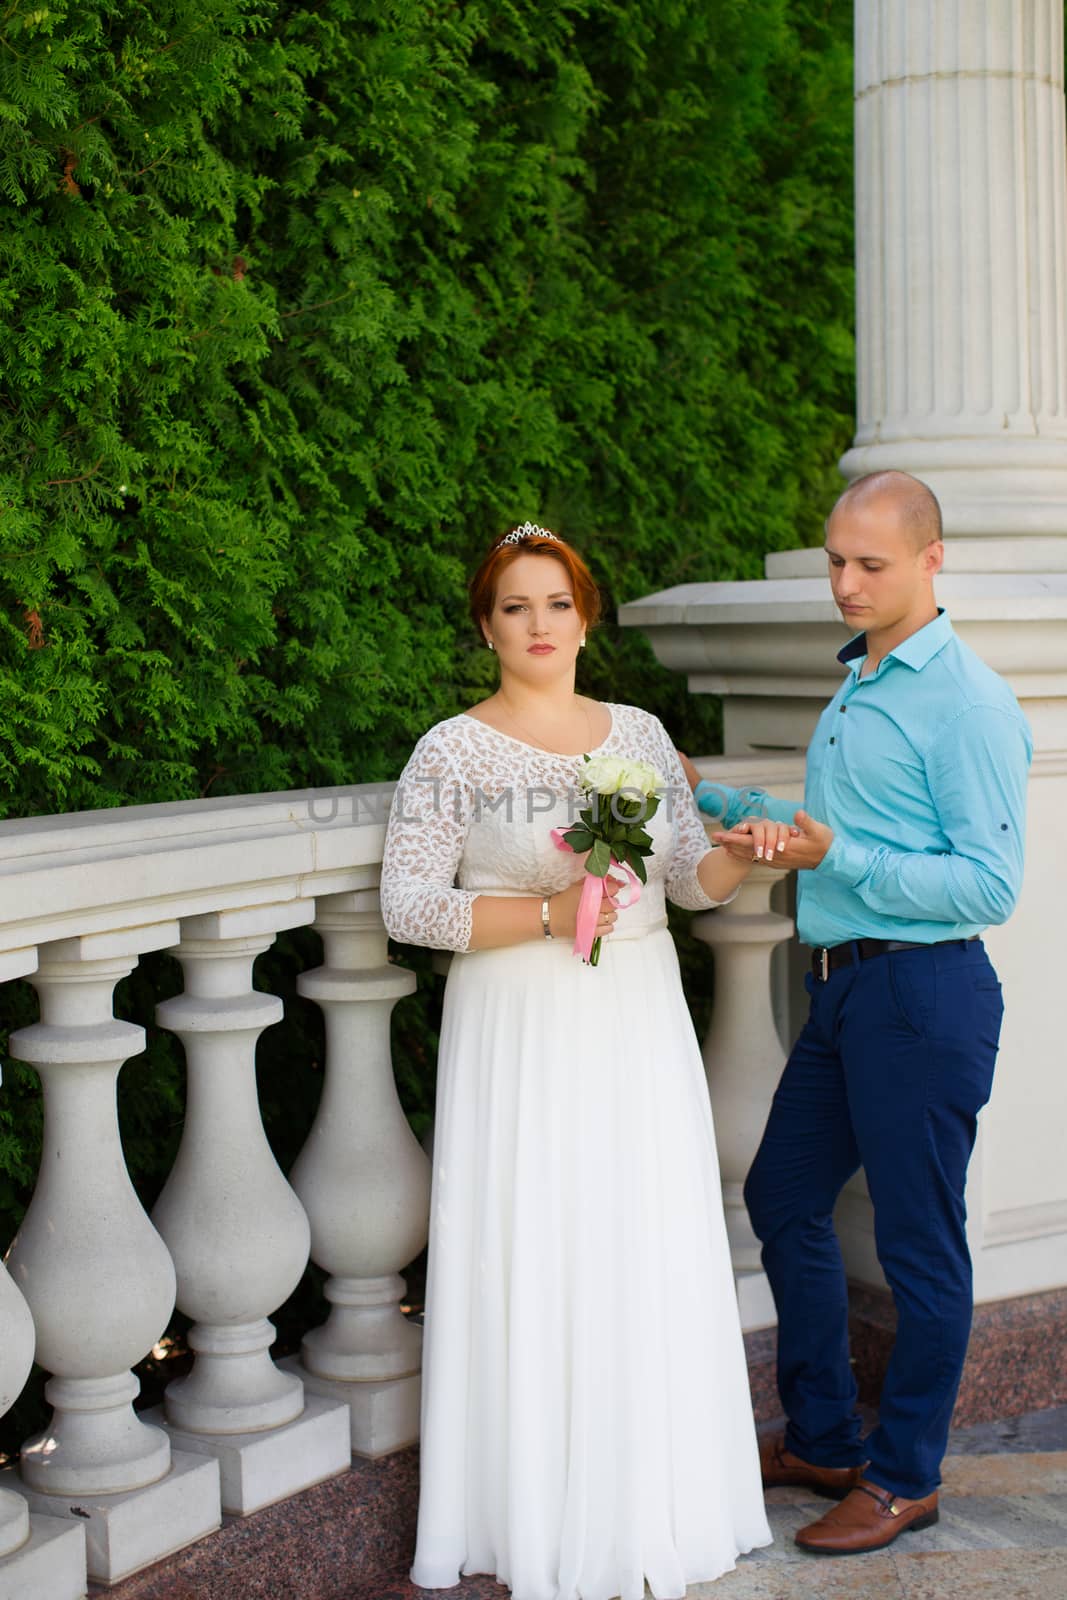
[712,809,833,870]
[781,810,834,869]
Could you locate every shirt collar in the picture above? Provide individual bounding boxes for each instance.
[837,608,952,675]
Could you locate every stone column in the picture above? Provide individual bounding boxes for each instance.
[286,890,429,1457]
[620,3,1067,1339]
[4,928,220,1586]
[150,903,349,1515]
[841,0,1067,550]
[691,870,794,1330]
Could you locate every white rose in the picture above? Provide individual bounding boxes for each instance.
[581,755,664,797]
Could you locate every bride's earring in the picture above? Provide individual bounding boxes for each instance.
[487,640,495,651]
[580,638,586,649]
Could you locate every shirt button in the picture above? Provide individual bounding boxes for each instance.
[840,704,848,712]
[829,737,836,746]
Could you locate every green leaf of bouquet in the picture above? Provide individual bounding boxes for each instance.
[588,838,613,877]
[630,853,648,884]
[627,826,652,848]
[563,827,595,852]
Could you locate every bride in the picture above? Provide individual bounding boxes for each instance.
[380,525,777,1600]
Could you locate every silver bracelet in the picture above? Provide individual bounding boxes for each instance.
[541,896,553,940]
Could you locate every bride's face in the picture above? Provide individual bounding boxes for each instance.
[483,554,585,684]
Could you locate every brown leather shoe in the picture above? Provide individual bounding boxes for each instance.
[759,1434,867,1500]
[794,1479,939,1554]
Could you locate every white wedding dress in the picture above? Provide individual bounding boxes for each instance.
[381,704,771,1600]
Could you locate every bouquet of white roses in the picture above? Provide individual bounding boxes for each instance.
[552,755,665,966]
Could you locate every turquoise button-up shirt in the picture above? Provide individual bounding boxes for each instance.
[695,611,1032,948]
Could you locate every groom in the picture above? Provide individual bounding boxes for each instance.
[685,470,1031,1554]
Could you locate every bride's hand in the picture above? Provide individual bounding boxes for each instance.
[548,875,624,940]
[712,816,799,864]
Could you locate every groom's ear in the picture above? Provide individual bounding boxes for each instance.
[922,540,944,578]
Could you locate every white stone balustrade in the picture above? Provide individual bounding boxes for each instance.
[0,773,790,1586]
[287,890,430,1456]
[0,786,394,1577]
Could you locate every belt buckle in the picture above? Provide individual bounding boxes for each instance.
[816,947,829,983]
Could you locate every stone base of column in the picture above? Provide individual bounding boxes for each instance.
[735,1268,776,1335]
[280,1356,421,1458]
[5,1451,218,1587]
[0,1507,87,1600]
[148,1394,349,1517]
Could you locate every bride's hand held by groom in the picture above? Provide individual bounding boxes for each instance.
[675,748,826,881]
[712,811,834,871]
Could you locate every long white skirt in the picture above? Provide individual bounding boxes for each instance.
[412,928,772,1600]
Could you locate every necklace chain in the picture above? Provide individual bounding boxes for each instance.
[497,694,594,756]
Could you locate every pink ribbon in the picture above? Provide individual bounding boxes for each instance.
[550,829,642,962]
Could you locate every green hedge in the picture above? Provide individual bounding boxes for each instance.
[0,0,854,817]
[0,0,855,1351]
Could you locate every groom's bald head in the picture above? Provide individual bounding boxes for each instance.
[829,471,943,551]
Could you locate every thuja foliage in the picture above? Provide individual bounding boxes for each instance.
[0,0,855,1287]
[0,0,854,817]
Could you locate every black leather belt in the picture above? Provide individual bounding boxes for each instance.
[811,936,978,983]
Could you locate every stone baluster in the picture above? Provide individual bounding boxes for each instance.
[3,928,219,1586]
[0,956,38,1527]
[691,870,794,1330]
[0,1258,35,1562]
[286,889,430,1457]
[0,1258,89,1599]
[1,942,88,1600]
[150,903,349,1514]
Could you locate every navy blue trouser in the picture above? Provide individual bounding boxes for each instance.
[743,939,1004,1499]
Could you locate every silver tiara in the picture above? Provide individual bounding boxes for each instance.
[498,522,561,547]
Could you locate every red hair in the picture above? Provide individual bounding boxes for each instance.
[468,530,602,635]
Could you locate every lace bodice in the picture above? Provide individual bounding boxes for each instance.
[380,703,726,952]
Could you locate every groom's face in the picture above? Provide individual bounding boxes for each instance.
[824,496,941,636]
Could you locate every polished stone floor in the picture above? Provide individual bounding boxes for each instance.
[690,1434,1067,1600]
[97,1406,1067,1599]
